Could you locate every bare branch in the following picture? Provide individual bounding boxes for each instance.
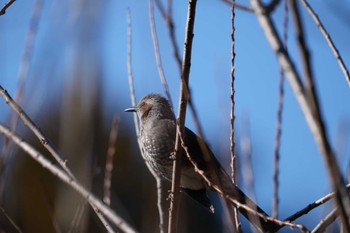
[0,205,23,233]
[154,0,182,71]
[229,0,240,231]
[249,0,350,228]
[273,0,288,218]
[300,0,350,88]
[0,86,115,233]
[0,0,43,199]
[312,208,338,233]
[291,0,350,229]
[103,115,119,206]
[240,117,262,232]
[221,0,254,12]
[126,9,167,233]
[178,131,309,233]
[285,184,350,222]
[149,0,173,108]
[0,86,74,178]
[0,0,15,15]
[126,9,139,139]
[168,0,197,232]
[0,123,137,233]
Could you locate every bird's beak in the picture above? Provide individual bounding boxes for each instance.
[124,107,137,112]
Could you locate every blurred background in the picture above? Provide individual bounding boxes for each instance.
[1,0,350,232]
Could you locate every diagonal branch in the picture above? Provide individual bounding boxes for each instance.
[285,184,350,222]
[312,208,338,233]
[168,0,197,232]
[300,0,350,88]
[0,0,16,15]
[0,86,115,233]
[149,0,173,108]
[249,0,350,229]
[178,132,309,233]
[0,123,137,233]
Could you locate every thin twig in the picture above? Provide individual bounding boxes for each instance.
[290,0,313,85]
[149,0,173,108]
[285,184,350,222]
[240,117,263,232]
[0,123,137,233]
[126,9,166,233]
[186,98,238,231]
[0,86,115,233]
[178,131,309,233]
[0,86,74,177]
[154,0,182,71]
[0,0,43,200]
[153,0,201,145]
[273,0,288,218]
[221,0,254,12]
[168,0,197,232]
[68,200,86,233]
[312,208,338,233]
[229,0,240,231]
[68,199,84,233]
[154,0,166,18]
[126,9,139,138]
[0,205,23,233]
[103,115,119,206]
[300,0,350,88]
[291,0,350,230]
[0,0,15,15]
[249,0,350,228]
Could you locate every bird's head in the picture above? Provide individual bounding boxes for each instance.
[124,94,175,123]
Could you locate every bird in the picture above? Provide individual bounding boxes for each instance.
[125,93,277,232]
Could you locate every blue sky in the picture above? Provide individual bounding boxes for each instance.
[1,0,350,230]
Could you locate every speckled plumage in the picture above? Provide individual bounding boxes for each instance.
[125,94,278,232]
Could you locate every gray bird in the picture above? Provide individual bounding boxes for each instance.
[125,94,277,232]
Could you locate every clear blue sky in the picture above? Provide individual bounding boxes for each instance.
[1,0,350,230]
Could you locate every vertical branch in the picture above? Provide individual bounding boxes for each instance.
[240,116,262,232]
[220,0,254,12]
[250,0,350,229]
[300,0,350,87]
[229,0,240,231]
[168,0,197,232]
[126,9,139,138]
[127,9,166,233]
[291,1,350,229]
[103,115,119,206]
[272,0,288,219]
[149,0,173,108]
